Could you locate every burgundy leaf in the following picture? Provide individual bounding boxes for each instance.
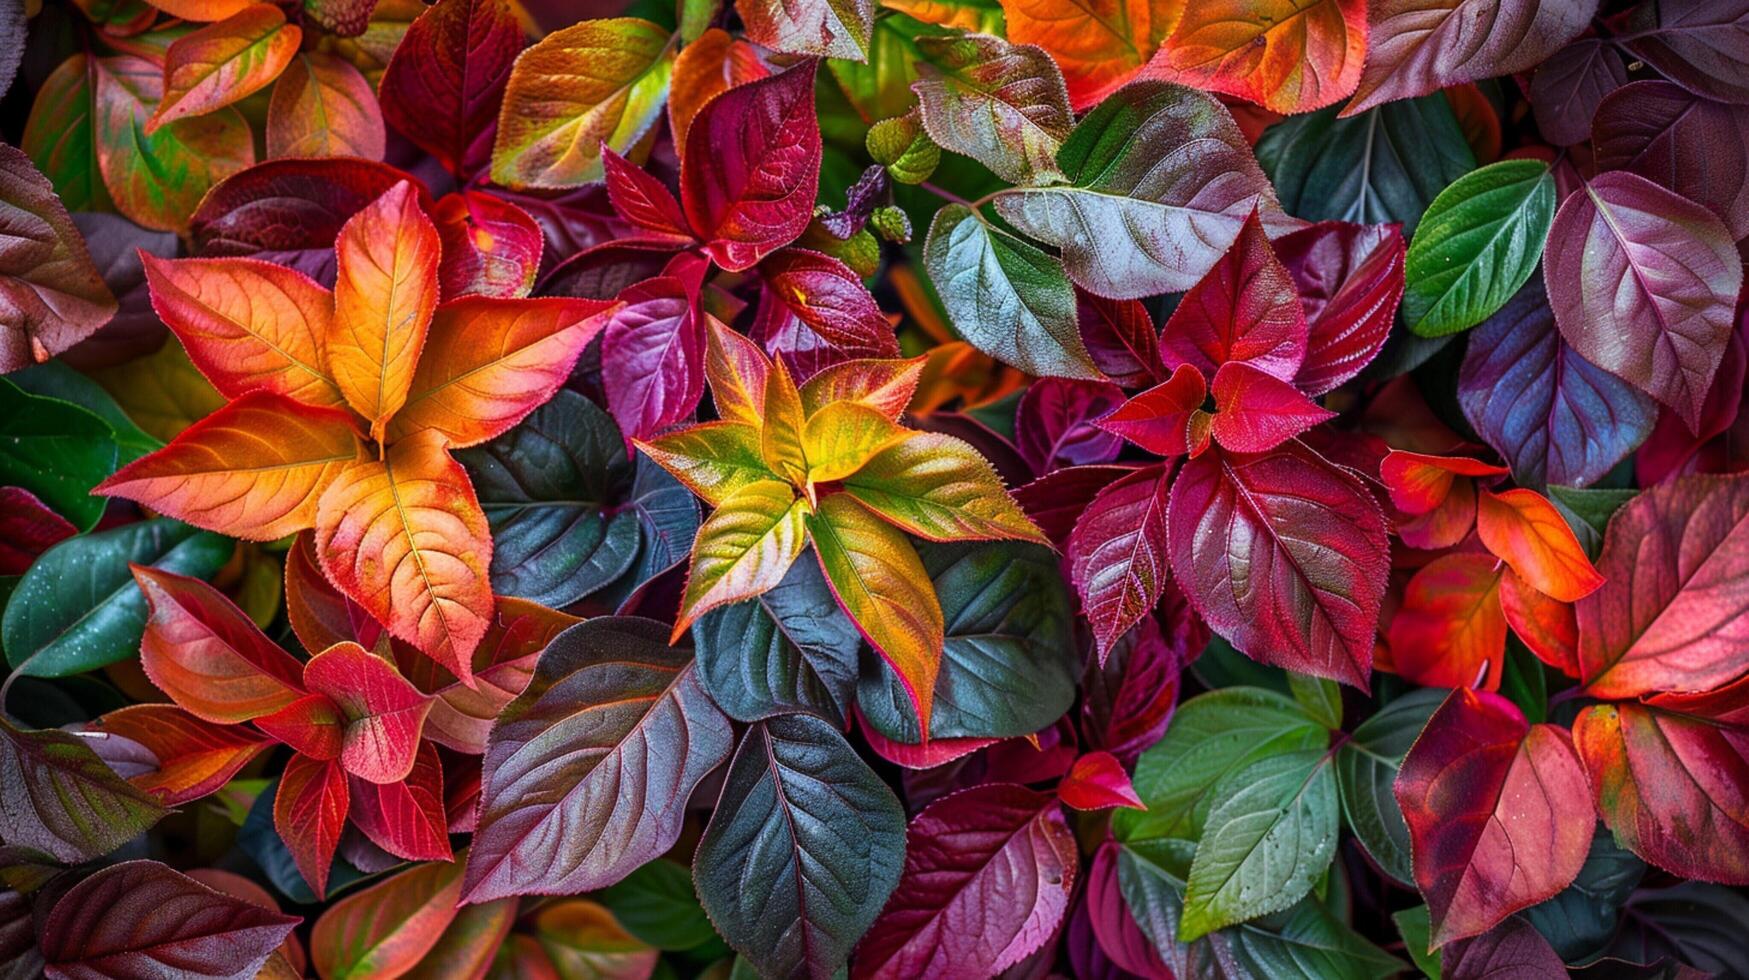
[1015,378,1125,475]
[1638,308,1749,486]
[0,487,75,574]
[1080,597,1200,766]
[1067,464,1173,662]
[754,248,897,354]
[1158,210,1307,383]
[1273,221,1405,396]
[1014,464,1139,548]
[1530,38,1628,147]
[377,0,522,176]
[1619,0,1749,106]
[1076,290,1162,388]
[431,190,544,299]
[602,146,692,241]
[1207,361,1335,453]
[1086,842,1171,979]
[1592,80,1749,240]
[190,158,428,256]
[1441,915,1568,980]
[1544,170,1741,431]
[1167,442,1388,688]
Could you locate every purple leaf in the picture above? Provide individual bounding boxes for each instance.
[601,275,706,444]
[1015,378,1125,476]
[1530,38,1628,147]
[1275,220,1406,397]
[1592,80,1749,240]
[1620,0,1749,106]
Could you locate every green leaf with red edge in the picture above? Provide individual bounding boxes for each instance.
[912,32,1074,185]
[299,641,434,786]
[841,432,1047,544]
[267,52,385,161]
[1576,474,1749,698]
[130,563,304,724]
[430,190,545,299]
[86,704,272,805]
[39,860,298,979]
[636,421,774,507]
[1394,687,1593,947]
[311,857,464,980]
[148,3,301,133]
[681,62,821,272]
[273,752,350,900]
[21,54,108,214]
[379,0,522,177]
[463,618,735,903]
[347,742,452,862]
[1142,0,1366,114]
[0,714,168,863]
[0,143,117,372]
[1068,463,1172,662]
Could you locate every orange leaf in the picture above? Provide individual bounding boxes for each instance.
[1386,552,1507,690]
[266,52,386,161]
[1498,566,1579,677]
[132,564,307,724]
[389,296,614,447]
[1141,0,1366,114]
[798,356,928,420]
[1477,488,1604,603]
[97,391,360,541]
[315,428,495,683]
[1002,0,1180,109]
[668,28,769,148]
[141,253,344,409]
[89,704,273,805]
[148,4,302,133]
[703,315,769,428]
[329,180,441,442]
[141,0,256,21]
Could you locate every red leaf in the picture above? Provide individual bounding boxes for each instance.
[1014,464,1139,549]
[853,784,1077,978]
[1386,552,1507,691]
[1058,751,1144,811]
[1067,464,1173,662]
[86,704,272,805]
[347,740,452,862]
[1573,674,1749,884]
[274,753,350,900]
[284,531,382,654]
[132,564,306,725]
[601,275,706,444]
[602,146,692,241]
[1158,210,1307,383]
[301,641,434,785]
[39,860,299,979]
[190,158,428,256]
[680,62,821,271]
[1207,361,1334,453]
[1080,600,1199,766]
[256,694,346,761]
[1095,364,1208,458]
[1273,221,1405,396]
[1394,688,1593,946]
[1086,842,1171,979]
[1576,474,1749,698]
[858,712,998,770]
[1168,443,1388,688]
[377,0,521,176]
[0,487,75,574]
[1499,566,1579,678]
[1077,290,1163,388]
[402,597,580,755]
[310,859,464,979]
[431,190,545,299]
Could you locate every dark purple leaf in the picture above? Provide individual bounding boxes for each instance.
[1274,220,1405,396]
[1530,38,1628,146]
[1592,80,1749,240]
[1620,0,1749,105]
[1015,378,1124,476]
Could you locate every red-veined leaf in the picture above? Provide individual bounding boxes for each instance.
[1207,361,1335,453]
[1067,464,1172,662]
[273,752,350,900]
[348,741,451,862]
[1158,210,1307,382]
[1274,221,1405,396]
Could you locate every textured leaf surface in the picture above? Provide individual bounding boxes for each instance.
[1275,221,1405,396]
[739,0,874,60]
[1402,160,1554,338]
[312,859,463,980]
[1068,464,1172,661]
[1143,0,1367,114]
[1158,210,1308,382]
[1592,79,1749,241]
[132,565,305,724]
[912,33,1074,184]
[1620,0,1749,105]
[0,144,117,372]
[149,4,301,132]
[267,53,385,161]
[0,716,167,863]
[379,0,522,176]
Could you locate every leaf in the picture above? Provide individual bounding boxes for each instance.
[1394,688,1593,946]
[0,143,117,372]
[4,518,232,678]
[1274,221,1406,396]
[329,180,441,440]
[1159,209,1309,381]
[148,4,302,132]
[922,204,1100,379]
[1458,280,1657,489]
[1179,749,1339,940]
[1207,362,1335,453]
[1143,0,1367,114]
[273,753,350,900]
[0,380,118,531]
[1592,79,1749,241]
[0,488,74,575]
[432,190,545,299]
[694,547,862,725]
[408,597,580,755]
[1440,915,1566,980]
[1167,442,1389,689]
[132,564,305,724]
[390,296,609,447]
[457,390,640,607]
[1403,160,1556,337]
[190,157,424,256]
[681,62,821,271]
[757,248,897,357]
[1575,474,1749,698]
[1259,95,1475,240]
[1335,687,1443,885]
[695,714,904,978]
[97,391,360,542]
[298,641,433,785]
[1000,0,1170,109]
[87,704,271,805]
[1068,464,1172,661]
[912,33,1074,184]
[21,54,106,214]
[1476,488,1604,602]
[601,147,691,242]
[1342,0,1596,116]
[463,617,734,902]
[92,55,254,234]
[853,783,1076,978]
[1530,39,1628,147]
[598,859,720,952]
[314,428,496,683]
[1543,170,1741,431]
[667,27,769,148]
[489,17,673,188]
[256,694,345,762]
[1520,835,1645,962]
[138,252,344,409]
[602,276,706,445]
[1619,0,1749,106]
[526,899,659,977]
[841,432,1045,543]
[1060,751,1145,811]
[738,0,874,60]
[267,52,386,160]
[39,860,298,979]
[0,715,167,863]
[1385,553,1508,690]
[808,492,944,727]
[406,900,516,979]
[992,82,1286,300]
[677,479,811,633]
[636,421,773,507]
[857,540,1077,743]
[346,741,451,862]
[379,0,522,176]
[312,859,463,980]
[1014,378,1124,474]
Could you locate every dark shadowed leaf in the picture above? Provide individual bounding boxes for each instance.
[1592,80,1749,240]
[1334,687,1443,885]
[0,716,166,863]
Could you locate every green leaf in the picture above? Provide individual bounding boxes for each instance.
[1500,637,1548,724]
[1257,95,1475,236]
[3,517,232,677]
[458,390,641,608]
[1521,834,1645,962]
[1114,687,1326,845]
[857,540,1076,742]
[912,33,1073,185]
[693,548,862,726]
[923,203,1098,379]
[598,859,724,953]
[1548,485,1636,558]
[1287,672,1342,730]
[0,379,118,531]
[1392,905,1439,980]
[22,53,109,213]
[1403,160,1556,337]
[867,111,939,186]
[9,361,161,463]
[1179,750,1340,941]
[1333,687,1443,885]
[0,714,168,863]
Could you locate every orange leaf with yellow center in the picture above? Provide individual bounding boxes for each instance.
[388,296,615,447]
[1477,488,1604,603]
[141,253,344,409]
[703,315,769,428]
[96,391,361,541]
[315,428,495,684]
[802,402,910,485]
[329,180,441,442]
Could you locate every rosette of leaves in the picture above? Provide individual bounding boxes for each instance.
[639,318,1047,730]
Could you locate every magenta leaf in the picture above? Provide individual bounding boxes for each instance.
[1067,464,1173,663]
[601,275,706,444]
[1058,751,1144,811]
[1158,210,1308,383]
[1079,597,1202,766]
[1167,442,1389,688]
[1014,463,1139,548]
[1015,378,1125,475]
[755,248,897,354]
[1095,365,1208,458]
[1207,361,1335,454]
[1077,290,1163,388]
